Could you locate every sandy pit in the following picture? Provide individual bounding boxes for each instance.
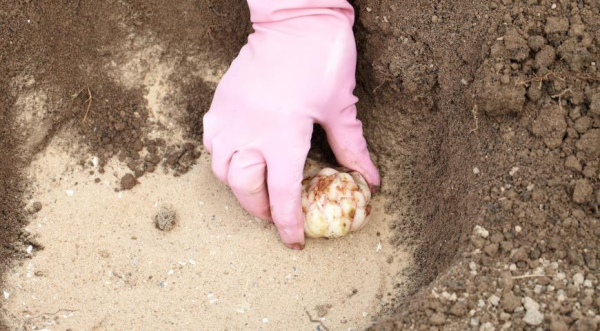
[1,137,410,330]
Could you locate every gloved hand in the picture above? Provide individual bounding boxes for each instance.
[203,0,380,250]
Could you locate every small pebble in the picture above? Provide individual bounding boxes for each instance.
[3,291,9,299]
[470,318,479,327]
[523,309,544,326]
[489,294,500,306]
[474,225,489,238]
[523,297,540,311]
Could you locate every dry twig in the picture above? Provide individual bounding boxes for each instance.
[82,87,93,122]
[469,105,479,133]
[305,309,330,331]
[551,88,572,111]
[511,274,546,279]
[518,71,600,88]
[32,308,77,319]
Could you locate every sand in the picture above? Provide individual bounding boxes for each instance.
[0,136,411,330]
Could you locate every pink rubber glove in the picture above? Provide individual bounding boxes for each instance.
[203,0,380,249]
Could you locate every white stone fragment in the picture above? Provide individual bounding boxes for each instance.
[523,297,540,311]
[474,225,489,238]
[523,309,544,326]
[469,261,477,271]
[573,273,584,286]
[489,294,500,306]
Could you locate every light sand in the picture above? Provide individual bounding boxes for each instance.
[1,137,411,330]
[2,28,412,330]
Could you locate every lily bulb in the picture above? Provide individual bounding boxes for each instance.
[302,168,372,238]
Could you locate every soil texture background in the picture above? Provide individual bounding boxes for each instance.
[1,0,599,330]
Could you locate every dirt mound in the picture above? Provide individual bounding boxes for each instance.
[355,0,600,329]
[352,0,495,295]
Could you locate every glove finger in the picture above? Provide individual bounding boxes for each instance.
[228,150,272,221]
[322,104,380,191]
[210,138,234,185]
[202,110,218,154]
[264,127,313,249]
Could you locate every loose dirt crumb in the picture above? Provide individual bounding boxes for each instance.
[154,207,177,231]
[25,201,43,214]
[120,173,138,190]
[315,303,333,318]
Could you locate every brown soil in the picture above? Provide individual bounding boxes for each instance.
[0,66,28,331]
[1,0,599,330]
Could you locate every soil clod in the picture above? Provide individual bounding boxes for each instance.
[121,173,138,190]
[154,207,177,232]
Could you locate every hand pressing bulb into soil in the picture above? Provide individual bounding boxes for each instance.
[302,168,372,238]
[203,0,380,249]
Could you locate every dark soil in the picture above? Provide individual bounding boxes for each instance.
[0,75,27,331]
[352,0,600,329]
[1,0,598,330]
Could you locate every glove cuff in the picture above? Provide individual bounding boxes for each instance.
[247,0,354,24]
